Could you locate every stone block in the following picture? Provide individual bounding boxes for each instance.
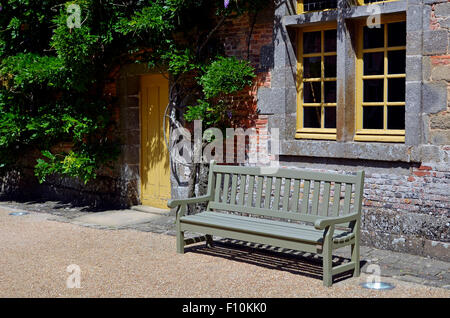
[431,63,450,81]
[257,87,286,114]
[423,30,448,56]
[422,81,448,113]
[406,81,422,114]
[407,5,423,32]
[406,55,423,82]
[429,129,450,145]
[423,56,432,82]
[407,31,423,56]
[434,2,450,18]
[429,112,450,130]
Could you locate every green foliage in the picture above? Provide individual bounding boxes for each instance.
[185,56,255,130]
[0,0,268,185]
[200,56,255,99]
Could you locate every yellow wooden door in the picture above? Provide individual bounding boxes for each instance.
[140,74,171,209]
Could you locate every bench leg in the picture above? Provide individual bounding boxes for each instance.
[177,230,185,254]
[322,246,333,287]
[205,234,213,247]
[351,242,360,277]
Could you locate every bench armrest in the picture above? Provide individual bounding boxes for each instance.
[167,195,212,209]
[314,213,359,230]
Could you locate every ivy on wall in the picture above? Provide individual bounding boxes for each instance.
[0,0,270,185]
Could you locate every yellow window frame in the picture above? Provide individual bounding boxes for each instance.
[355,14,406,143]
[296,23,337,140]
[297,0,400,14]
[297,0,338,14]
[355,0,400,6]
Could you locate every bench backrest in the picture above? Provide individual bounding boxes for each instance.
[206,161,365,223]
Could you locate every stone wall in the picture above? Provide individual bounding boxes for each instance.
[250,0,449,261]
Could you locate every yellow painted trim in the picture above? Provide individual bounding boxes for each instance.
[355,129,405,135]
[357,0,401,7]
[354,134,405,143]
[297,0,338,14]
[295,133,337,140]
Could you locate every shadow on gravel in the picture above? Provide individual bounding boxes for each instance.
[0,194,119,213]
[187,239,367,285]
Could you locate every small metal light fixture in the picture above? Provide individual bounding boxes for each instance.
[9,212,30,216]
[360,282,395,290]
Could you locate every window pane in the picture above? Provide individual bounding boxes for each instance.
[364,79,384,102]
[303,81,321,103]
[387,106,405,130]
[363,106,384,129]
[324,81,336,103]
[304,107,321,128]
[324,29,337,52]
[388,78,405,102]
[363,25,384,49]
[303,31,321,54]
[364,52,384,75]
[388,22,406,47]
[303,56,321,78]
[324,55,336,78]
[303,0,338,12]
[388,50,406,74]
[324,106,336,128]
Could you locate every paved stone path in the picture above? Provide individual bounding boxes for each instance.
[1,199,448,290]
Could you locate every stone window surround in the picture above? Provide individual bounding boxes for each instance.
[258,0,445,163]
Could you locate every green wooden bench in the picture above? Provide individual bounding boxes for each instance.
[167,161,365,287]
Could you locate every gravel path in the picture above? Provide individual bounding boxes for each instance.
[0,208,449,298]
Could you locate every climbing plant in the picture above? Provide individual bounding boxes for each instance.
[0,0,270,186]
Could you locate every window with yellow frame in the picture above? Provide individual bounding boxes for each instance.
[296,23,337,140]
[297,0,400,14]
[297,0,337,13]
[355,15,406,143]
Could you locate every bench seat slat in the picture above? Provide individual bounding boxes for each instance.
[180,212,352,244]
[209,201,320,223]
[198,211,349,236]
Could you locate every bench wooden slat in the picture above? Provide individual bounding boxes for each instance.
[273,177,282,210]
[197,212,351,237]
[223,173,230,203]
[230,174,238,205]
[311,180,320,215]
[255,176,264,208]
[264,177,273,209]
[282,178,291,211]
[247,175,255,207]
[322,182,331,216]
[214,173,222,202]
[238,174,246,206]
[291,179,300,212]
[343,183,353,215]
[182,213,327,243]
[209,201,320,223]
[331,182,341,216]
[301,180,311,214]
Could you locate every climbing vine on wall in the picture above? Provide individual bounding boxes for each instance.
[0,0,270,185]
